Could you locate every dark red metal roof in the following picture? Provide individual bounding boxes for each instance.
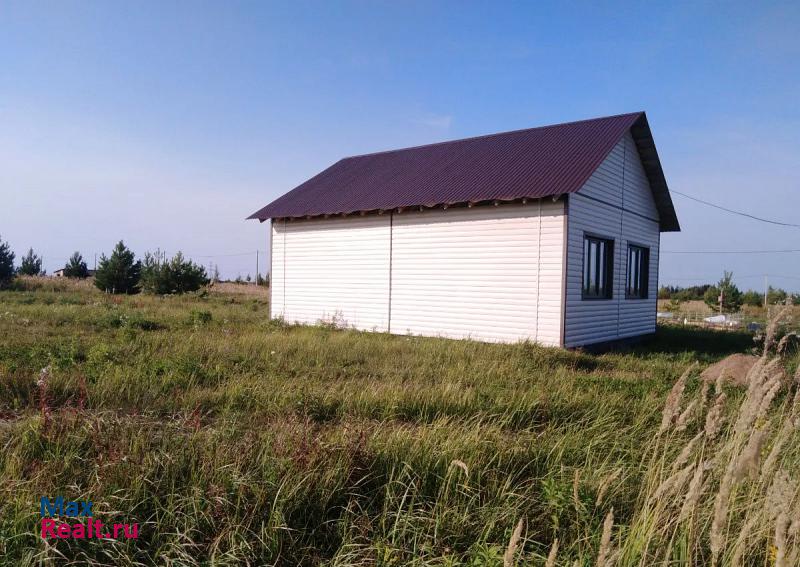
[248,111,679,231]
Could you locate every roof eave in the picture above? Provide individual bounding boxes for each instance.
[629,113,681,232]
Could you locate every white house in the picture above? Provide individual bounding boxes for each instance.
[249,112,679,347]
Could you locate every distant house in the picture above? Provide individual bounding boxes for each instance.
[249,112,679,347]
[53,268,95,278]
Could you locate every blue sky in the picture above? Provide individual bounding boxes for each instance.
[1,1,798,289]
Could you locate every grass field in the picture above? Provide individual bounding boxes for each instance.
[1,279,798,565]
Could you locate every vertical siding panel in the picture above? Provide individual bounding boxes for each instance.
[564,131,661,347]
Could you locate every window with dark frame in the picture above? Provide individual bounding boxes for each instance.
[582,235,614,299]
[626,244,650,299]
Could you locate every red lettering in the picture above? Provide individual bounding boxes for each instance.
[57,523,71,538]
[41,518,57,538]
[72,523,86,539]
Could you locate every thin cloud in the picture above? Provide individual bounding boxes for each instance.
[413,112,453,130]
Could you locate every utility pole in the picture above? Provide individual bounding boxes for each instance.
[255,250,259,285]
[764,275,769,311]
[94,253,97,271]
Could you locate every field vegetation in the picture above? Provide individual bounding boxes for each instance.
[0,278,798,565]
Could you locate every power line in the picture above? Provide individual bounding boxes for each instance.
[664,273,800,282]
[662,248,800,255]
[184,250,267,258]
[671,190,800,228]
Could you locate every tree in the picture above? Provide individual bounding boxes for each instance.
[18,248,43,276]
[94,241,141,294]
[703,271,742,312]
[63,252,89,279]
[140,251,208,294]
[0,235,14,287]
[767,286,788,305]
[741,290,764,307]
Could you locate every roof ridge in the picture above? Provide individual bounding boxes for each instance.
[343,111,644,160]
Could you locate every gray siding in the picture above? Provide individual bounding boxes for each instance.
[564,131,660,347]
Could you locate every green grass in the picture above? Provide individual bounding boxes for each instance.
[0,285,765,565]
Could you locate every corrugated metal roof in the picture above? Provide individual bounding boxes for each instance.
[248,111,679,231]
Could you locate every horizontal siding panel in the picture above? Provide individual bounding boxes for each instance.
[564,131,661,347]
[275,215,391,330]
[391,202,564,346]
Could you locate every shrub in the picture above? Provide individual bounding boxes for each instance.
[94,241,141,294]
[768,286,788,305]
[0,235,14,287]
[741,290,763,307]
[63,252,89,278]
[140,251,209,295]
[188,309,212,327]
[17,248,43,276]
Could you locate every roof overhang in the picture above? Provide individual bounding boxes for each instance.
[629,114,680,232]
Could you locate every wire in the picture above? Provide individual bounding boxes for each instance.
[671,190,800,228]
[662,249,800,255]
[665,274,800,282]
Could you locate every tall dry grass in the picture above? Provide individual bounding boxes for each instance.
[550,308,800,566]
[0,286,797,565]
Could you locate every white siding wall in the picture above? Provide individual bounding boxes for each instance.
[270,201,565,345]
[391,202,564,345]
[564,131,660,347]
[271,216,391,331]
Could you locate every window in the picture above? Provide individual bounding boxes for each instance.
[626,244,650,299]
[582,235,614,299]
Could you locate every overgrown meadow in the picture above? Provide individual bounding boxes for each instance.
[1,278,798,566]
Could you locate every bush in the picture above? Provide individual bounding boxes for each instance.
[17,248,43,276]
[63,252,89,278]
[741,290,763,307]
[768,286,788,305]
[140,251,209,295]
[0,235,14,287]
[94,241,141,294]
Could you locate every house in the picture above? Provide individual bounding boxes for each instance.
[53,268,96,278]
[248,112,679,347]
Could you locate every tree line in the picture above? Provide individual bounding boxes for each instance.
[659,271,800,311]
[0,236,208,295]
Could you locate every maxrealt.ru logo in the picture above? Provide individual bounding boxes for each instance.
[40,497,139,540]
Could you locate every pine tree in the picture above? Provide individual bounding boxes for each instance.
[140,251,209,294]
[703,271,743,312]
[18,248,43,276]
[63,252,89,279]
[0,235,15,286]
[94,241,141,294]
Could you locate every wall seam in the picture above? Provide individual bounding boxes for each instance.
[388,212,393,334]
[535,199,542,342]
[617,136,627,338]
[282,219,289,317]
